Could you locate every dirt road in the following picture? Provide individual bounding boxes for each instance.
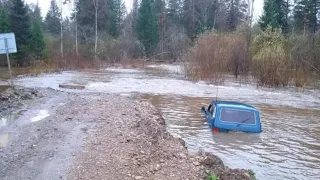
[0,88,251,180]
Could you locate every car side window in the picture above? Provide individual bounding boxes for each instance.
[210,105,216,118]
[207,104,212,113]
[212,107,216,118]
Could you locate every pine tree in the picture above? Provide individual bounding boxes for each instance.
[182,0,199,40]
[207,0,219,30]
[9,0,31,65]
[294,0,319,34]
[226,0,248,31]
[137,0,159,56]
[167,0,181,25]
[29,17,46,58]
[108,0,126,37]
[75,0,108,39]
[0,5,10,33]
[45,0,61,35]
[131,0,139,33]
[108,0,118,37]
[30,3,42,23]
[116,0,126,34]
[259,0,289,33]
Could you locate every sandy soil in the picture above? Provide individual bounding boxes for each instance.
[0,88,252,180]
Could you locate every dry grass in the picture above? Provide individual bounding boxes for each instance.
[118,59,147,69]
[184,31,250,84]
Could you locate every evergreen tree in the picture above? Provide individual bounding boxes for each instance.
[167,0,181,25]
[75,0,109,39]
[108,0,126,37]
[259,0,289,33]
[0,5,10,32]
[294,0,319,34]
[30,3,42,23]
[226,0,248,31]
[207,0,219,30]
[116,0,126,34]
[29,17,46,58]
[45,0,61,35]
[9,0,31,65]
[131,0,139,32]
[137,0,159,56]
[108,0,117,37]
[182,0,198,39]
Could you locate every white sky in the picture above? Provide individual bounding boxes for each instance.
[26,0,263,22]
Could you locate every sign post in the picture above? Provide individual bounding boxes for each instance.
[0,33,17,87]
[4,38,13,86]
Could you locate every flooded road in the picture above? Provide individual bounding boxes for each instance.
[1,65,320,180]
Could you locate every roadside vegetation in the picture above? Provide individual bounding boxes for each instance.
[0,0,319,88]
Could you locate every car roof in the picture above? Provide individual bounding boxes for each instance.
[212,101,257,110]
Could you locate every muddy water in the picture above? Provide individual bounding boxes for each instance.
[1,65,320,180]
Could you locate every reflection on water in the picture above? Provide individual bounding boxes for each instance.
[6,64,320,180]
[30,110,50,122]
[135,94,320,180]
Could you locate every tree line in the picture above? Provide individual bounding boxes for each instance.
[0,0,251,66]
[260,0,319,35]
[0,0,320,68]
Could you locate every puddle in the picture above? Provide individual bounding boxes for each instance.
[31,110,50,122]
[0,118,7,128]
[0,85,11,92]
[0,133,11,148]
[0,114,20,128]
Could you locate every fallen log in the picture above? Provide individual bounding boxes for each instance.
[59,84,85,90]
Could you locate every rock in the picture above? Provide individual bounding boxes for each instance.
[193,161,200,166]
[134,176,144,180]
[160,159,165,163]
[200,152,225,169]
[177,153,187,159]
[155,164,161,171]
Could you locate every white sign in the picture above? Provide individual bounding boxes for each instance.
[0,33,17,54]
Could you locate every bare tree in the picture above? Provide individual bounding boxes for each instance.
[92,0,98,60]
[75,0,78,58]
[60,0,64,62]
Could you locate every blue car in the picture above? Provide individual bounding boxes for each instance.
[201,101,262,133]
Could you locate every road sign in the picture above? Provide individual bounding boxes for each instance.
[0,33,17,87]
[0,33,17,54]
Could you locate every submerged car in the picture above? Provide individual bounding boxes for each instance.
[201,101,262,133]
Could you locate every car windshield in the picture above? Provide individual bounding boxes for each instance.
[220,108,256,125]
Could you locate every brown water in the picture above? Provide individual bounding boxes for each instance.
[1,65,319,180]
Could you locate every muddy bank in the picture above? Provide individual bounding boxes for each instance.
[66,96,252,180]
[0,88,252,180]
[0,87,39,116]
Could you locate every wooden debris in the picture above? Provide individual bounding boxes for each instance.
[59,84,85,90]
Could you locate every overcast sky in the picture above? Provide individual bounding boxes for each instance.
[25,0,263,22]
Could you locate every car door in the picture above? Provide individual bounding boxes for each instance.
[207,104,216,126]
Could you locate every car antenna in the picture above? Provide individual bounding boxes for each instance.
[215,84,219,101]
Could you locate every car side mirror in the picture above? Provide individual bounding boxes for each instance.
[201,106,206,112]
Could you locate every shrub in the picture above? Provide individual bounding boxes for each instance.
[184,30,250,84]
[252,29,292,87]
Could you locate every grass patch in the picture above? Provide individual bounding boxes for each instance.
[248,169,256,180]
[207,174,218,180]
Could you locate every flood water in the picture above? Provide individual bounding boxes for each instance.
[1,64,320,180]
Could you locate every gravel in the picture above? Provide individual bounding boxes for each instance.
[0,88,251,180]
